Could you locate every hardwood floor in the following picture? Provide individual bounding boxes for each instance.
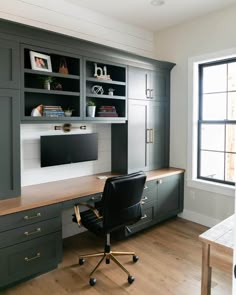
[2,218,232,295]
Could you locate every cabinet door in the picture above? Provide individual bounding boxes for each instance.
[156,174,184,221]
[147,101,169,170]
[128,99,148,171]
[128,66,148,100]
[0,90,20,199]
[0,38,19,89]
[150,70,169,101]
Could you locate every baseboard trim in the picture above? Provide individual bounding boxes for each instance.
[178,209,221,227]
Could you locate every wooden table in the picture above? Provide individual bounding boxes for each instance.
[199,215,234,295]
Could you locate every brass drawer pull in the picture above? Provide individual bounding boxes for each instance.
[24,213,41,220]
[24,252,41,262]
[24,228,41,236]
[141,196,148,205]
[141,214,147,220]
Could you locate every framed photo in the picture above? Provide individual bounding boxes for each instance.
[30,51,52,72]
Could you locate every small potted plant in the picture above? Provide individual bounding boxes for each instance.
[39,76,55,90]
[64,108,74,117]
[87,101,96,117]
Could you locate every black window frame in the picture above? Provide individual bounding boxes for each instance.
[198,57,236,186]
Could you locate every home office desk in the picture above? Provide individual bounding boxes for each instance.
[199,214,234,295]
[0,167,184,288]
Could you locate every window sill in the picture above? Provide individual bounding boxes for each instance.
[187,178,235,197]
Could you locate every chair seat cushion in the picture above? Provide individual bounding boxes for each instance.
[80,209,104,235]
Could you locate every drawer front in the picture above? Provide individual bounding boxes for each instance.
[0,203,61,232]
[0,216,61,248]
[0,231,62,288]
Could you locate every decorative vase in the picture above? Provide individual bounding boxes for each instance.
[44,81,50,90]
[87,106,96,117]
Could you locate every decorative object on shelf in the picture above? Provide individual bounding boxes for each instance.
[94,63,111,80]
[51,82,63,91]
[38,76,55,90]
[43,105,64,118]
[58,57,69,74]
[31,104,43,117]
[97,105,118,117]
[54,124,87,132]
[108,88,115,96]
[87,101,96,117]
[64,108,74,117]
[91,85,104,95]
[30,51,52,72]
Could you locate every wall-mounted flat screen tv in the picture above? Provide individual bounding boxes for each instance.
[40,133,98,167]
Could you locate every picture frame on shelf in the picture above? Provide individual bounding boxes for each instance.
[30,51,52,72]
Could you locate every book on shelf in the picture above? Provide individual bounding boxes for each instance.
[43,105,65,117]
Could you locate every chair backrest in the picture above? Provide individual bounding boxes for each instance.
[101,171,146,233]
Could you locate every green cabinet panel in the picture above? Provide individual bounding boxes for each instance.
[0,38,19,89]
[0,232,62,288]
[128,66,169,101]
[114,173,184,239]
[0,90,20,199]
[112,98,169,173]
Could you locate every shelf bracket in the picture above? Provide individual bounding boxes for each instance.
[54,123,86,132]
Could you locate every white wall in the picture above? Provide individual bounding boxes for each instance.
[0,0,154,58]
[154,5,236,226]
[21,123,111,186]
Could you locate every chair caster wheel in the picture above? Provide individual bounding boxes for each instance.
[133,255,139,263]
[128,275,135,284]
[106,258,110,264]
[79,258,85,265]
[90,277,96,286]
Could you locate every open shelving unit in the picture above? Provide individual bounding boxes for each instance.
[21,45,81,122]
[85,59,127,121]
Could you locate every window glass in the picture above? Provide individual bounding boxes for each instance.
[202,93,226,120]
[200,151,224,181]
[228,62,236,91]
[201,124,224,151]
[203,64,227,93]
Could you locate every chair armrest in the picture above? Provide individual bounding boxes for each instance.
[74,202,103,225]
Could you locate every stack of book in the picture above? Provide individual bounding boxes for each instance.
[97,105,118,117]
[43,105,64,117]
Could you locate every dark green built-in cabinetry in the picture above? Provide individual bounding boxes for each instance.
[0,204,62,288]
[0,38,21,199]
[0,19,183,289]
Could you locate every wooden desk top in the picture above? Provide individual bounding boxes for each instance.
[199,214,234,255]
[0,167,184,216]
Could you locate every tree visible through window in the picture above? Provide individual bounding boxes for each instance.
[198,59,236,185]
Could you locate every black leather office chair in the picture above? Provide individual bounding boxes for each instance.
[73,171,146,286]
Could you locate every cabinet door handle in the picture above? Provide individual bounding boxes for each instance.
[145,74,148,97]
[144,185,148,190]
[157,179,163,184]
[24,228,41,236]
[24,252,41,262]
[141,196,148,205]
[146,129,151,143]
[24,212,41,220]
[141,214,147,220]
[150,128,154,143]
[150,89,154,99]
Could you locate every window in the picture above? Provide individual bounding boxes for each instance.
[198,58,236,185]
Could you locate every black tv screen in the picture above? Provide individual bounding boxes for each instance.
[40,133,98,167]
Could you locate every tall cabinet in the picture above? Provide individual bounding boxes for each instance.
[0,38,20,199]
[112,65,172,173]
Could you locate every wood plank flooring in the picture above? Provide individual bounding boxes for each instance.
[2,217,232,295]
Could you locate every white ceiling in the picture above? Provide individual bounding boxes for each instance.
[67,0,236,31]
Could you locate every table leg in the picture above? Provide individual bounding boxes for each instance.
[201,242,212,295]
